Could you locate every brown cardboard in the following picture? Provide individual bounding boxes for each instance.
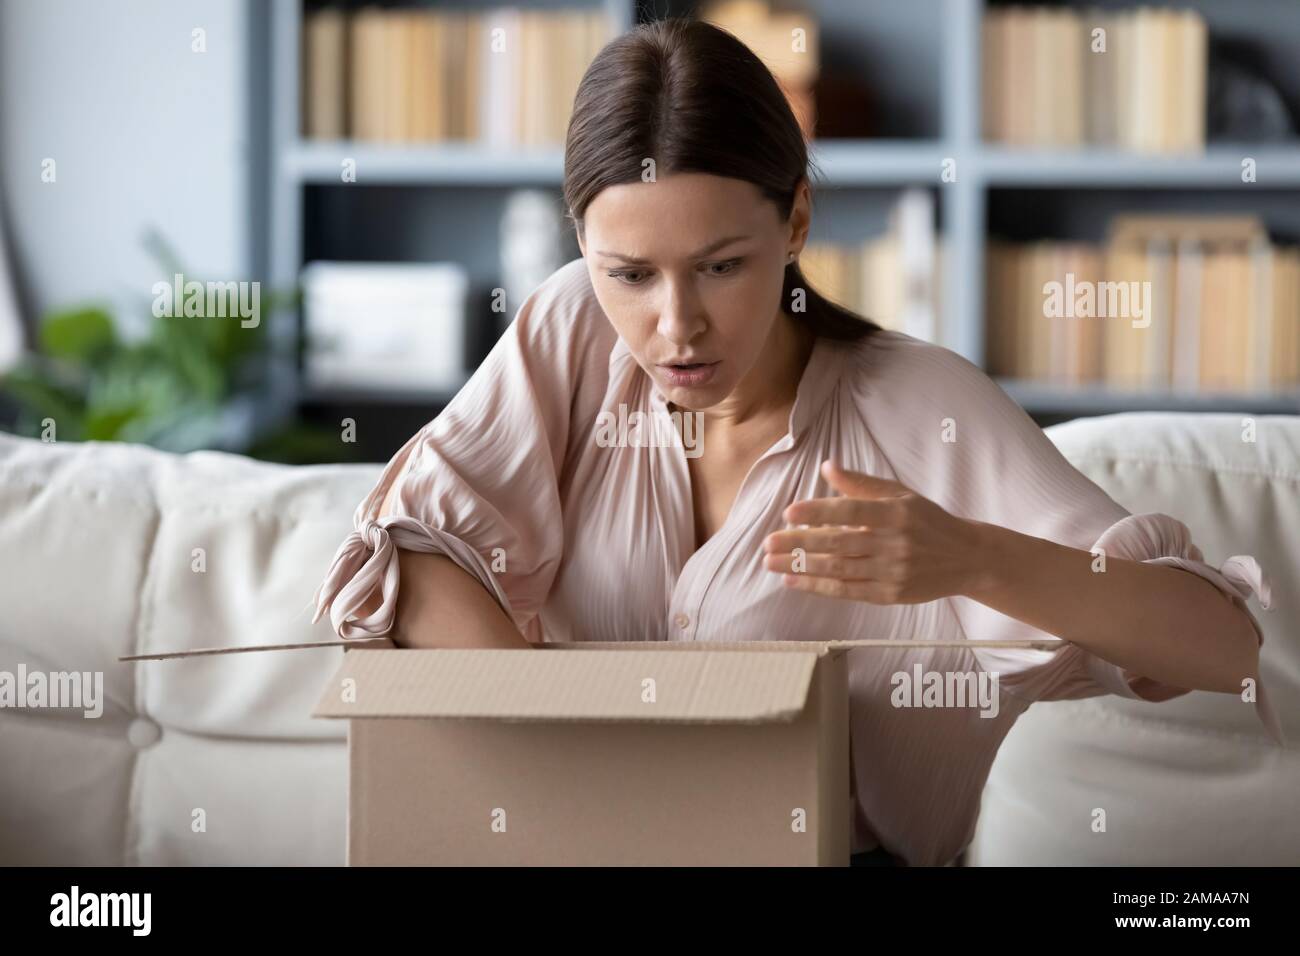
[313,640,855,865]
[119,637,1059,662]
[121,636,1061,864]
[118,637,394,661]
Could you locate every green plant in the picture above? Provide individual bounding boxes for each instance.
[0,232,345,460]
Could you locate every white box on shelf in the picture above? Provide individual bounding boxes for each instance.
[301,261,469,393]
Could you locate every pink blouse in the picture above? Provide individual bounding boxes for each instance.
[313,256,1283,866]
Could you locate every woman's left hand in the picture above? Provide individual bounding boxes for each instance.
[762,460,988,605]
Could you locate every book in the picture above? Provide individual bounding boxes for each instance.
[1144,236,1175,387]
[1178,9,1208,152]
[984,240,1013,376]
[1199,247,1233,390]
[303,8,347,139]
[482,8,520,149]
[348,8,377,141]
[1055,11,1084,148]
[384,10,410,142]
[1109,214,1269,248]
[895,188,937,343]
[985,228,1299,390]
[981,13,1005,142]
[1083,11,1118,146]
[1170,239,1204,392]
[1031,9,1055,147]
[982,7,1208,152]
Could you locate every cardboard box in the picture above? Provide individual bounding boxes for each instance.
[123,634,1052,865]
[312,640,854,866]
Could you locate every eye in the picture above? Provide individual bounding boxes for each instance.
[607,269,649,286]
[705,258,742,276]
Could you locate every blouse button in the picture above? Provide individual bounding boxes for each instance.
[674,613,690,629]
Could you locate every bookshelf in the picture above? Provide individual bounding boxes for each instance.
[265,0,1300,460]
[996,378,1299,415]
[979,146,1300,186]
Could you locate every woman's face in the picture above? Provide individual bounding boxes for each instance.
[577,172,810,411]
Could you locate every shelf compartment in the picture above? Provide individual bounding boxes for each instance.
[997,378,1300,414]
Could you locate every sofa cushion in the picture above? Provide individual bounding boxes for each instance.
[0,433,382,864]
[969,412,1300,865]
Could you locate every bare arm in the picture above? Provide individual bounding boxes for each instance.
[963,520,1259,695]
[770,463,1260,696]
[355,482,532,650]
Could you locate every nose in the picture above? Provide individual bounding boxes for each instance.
[656,273,708,346]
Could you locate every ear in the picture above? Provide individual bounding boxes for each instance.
[786,177,811,257]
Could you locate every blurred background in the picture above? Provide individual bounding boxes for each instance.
[0,0,1297,465]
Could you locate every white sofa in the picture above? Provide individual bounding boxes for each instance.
[0,412,1294,865]
[969,413,1299,866]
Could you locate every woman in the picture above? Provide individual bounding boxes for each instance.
[312,19,1281,867]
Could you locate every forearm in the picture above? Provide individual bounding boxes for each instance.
[356,550,532,650]
[962,520,1259,694]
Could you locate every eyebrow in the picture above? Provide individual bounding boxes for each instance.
[595,235,752,264]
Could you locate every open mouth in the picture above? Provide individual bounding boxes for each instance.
[658,361,720,387]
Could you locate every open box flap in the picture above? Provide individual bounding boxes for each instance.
[312,646,822,723]
[535,639,1065,654]
[121,637,1063,662]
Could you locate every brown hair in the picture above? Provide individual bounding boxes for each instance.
[563,17,881,342]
